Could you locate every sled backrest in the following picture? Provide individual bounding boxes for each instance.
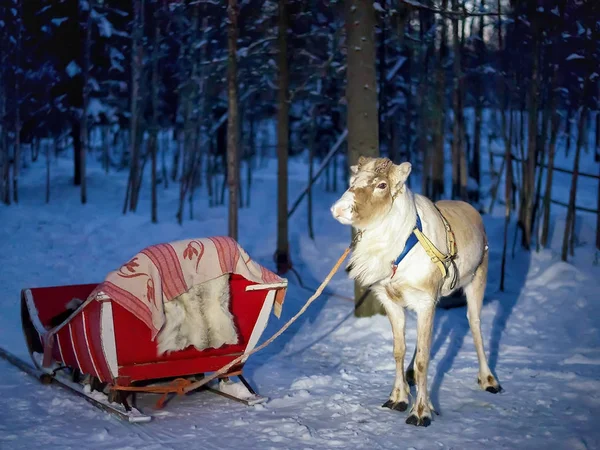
[25,283,98,329]
[112,274,271,367]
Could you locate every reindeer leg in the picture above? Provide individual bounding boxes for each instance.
[379,298,410,412]
[464,252,502,394]
[405,346,417,387]
[406,299,435,427]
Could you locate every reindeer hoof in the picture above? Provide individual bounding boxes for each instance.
[478,375,502,394]
[486,385,502,394]
[383,400,408,412]
[406,414,431,427]
[406,369,415,386]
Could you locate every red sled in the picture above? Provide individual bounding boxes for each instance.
[19,239,288,423]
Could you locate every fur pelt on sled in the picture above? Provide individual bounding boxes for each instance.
[156,274,238,355]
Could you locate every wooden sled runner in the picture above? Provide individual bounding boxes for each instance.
[9,238,288,423]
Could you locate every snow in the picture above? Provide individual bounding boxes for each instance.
[51,17,68,26]
[87,98,117,122]
[89,77,100,92]
[91,10,113,38]
[566,54,584,61]
[109,47,125,73]
[386,57,407,82]
[1,117,600,448]
[66,61,81,77]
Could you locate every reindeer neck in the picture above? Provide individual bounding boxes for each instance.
[349,188,418,286]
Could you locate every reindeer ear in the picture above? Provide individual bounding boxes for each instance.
[358,156,368,166]
[350,164,359,174]
[390,162,412,187]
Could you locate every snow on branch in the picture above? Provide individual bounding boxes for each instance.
[398,0,507,17]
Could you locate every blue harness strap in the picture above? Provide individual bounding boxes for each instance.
[392,215,422,268]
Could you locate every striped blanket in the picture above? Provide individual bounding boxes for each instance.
[88,236,285,339]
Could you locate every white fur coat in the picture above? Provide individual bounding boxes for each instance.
[157,274,238,355]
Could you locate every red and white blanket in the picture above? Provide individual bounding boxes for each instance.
[88,236,286,339]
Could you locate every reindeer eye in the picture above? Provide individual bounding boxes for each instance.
[377,182,387,189]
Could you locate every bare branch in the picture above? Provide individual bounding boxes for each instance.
[398,0,508,17]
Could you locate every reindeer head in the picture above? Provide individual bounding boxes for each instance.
[331,156,412,229]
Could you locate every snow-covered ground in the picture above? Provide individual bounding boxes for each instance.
[1,137,599,449]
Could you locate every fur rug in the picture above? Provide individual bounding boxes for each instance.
[156,274,238,355]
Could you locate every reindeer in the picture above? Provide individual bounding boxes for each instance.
[331,156,501,427]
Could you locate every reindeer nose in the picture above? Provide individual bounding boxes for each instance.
[331,203,343,218]
[331,192,355,224]
[331,202,350,219]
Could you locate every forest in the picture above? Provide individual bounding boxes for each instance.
[1,0,599,316]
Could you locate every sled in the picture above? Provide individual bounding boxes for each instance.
[12,238,288,422]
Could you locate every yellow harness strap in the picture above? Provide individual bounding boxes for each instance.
[412,214,457,279]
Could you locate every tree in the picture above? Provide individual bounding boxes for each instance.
[450,0,466,201]
[80,0,92,205]
[13,0,22,204]
[470,0,485,204]
[150,0,161,224]
[345,0,382,317]
[226,0,239,240]
[431,0,448,201]
[274,0,291,274]
[521,9,541,250]
[123,0,144,214]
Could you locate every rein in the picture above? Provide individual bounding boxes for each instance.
[178,246,352,395]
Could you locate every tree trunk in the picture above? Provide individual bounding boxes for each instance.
[46,140,51,203]
[562,104,587,262]
[275,0,291,273]
[80,0,92,205]
[178,6,203,223]
[378,12,390,158]
[597,150,600,253]
[403,54,412,169]
[13,0,22,204]
[150,1,160,224]
[220,152,227,206]
[500,98,513,292]
[0,62,5,204]
[31,138,39,162]
[246,111,255,207]
[418,11,433,198]
[540,106,561,247]
[207,151,214,207]
[431,0,448,201]
[226,0,240,240]
[308,103,318,241]
[177,121,190,224]
[345,0,382,317]
[0,69,8,205]
[450,0,464,200]
[73,122,82,186]
[533,68,558,248]
[125,0,143,213]
[161,132,168,189]
[521,15,541,250]
[471,0,485,203]
[595,109,599,162]
[171,130,180,182]
[103,126,110,173]
[565,103,573,157]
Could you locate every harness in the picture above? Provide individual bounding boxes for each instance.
[391,210,458,288]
